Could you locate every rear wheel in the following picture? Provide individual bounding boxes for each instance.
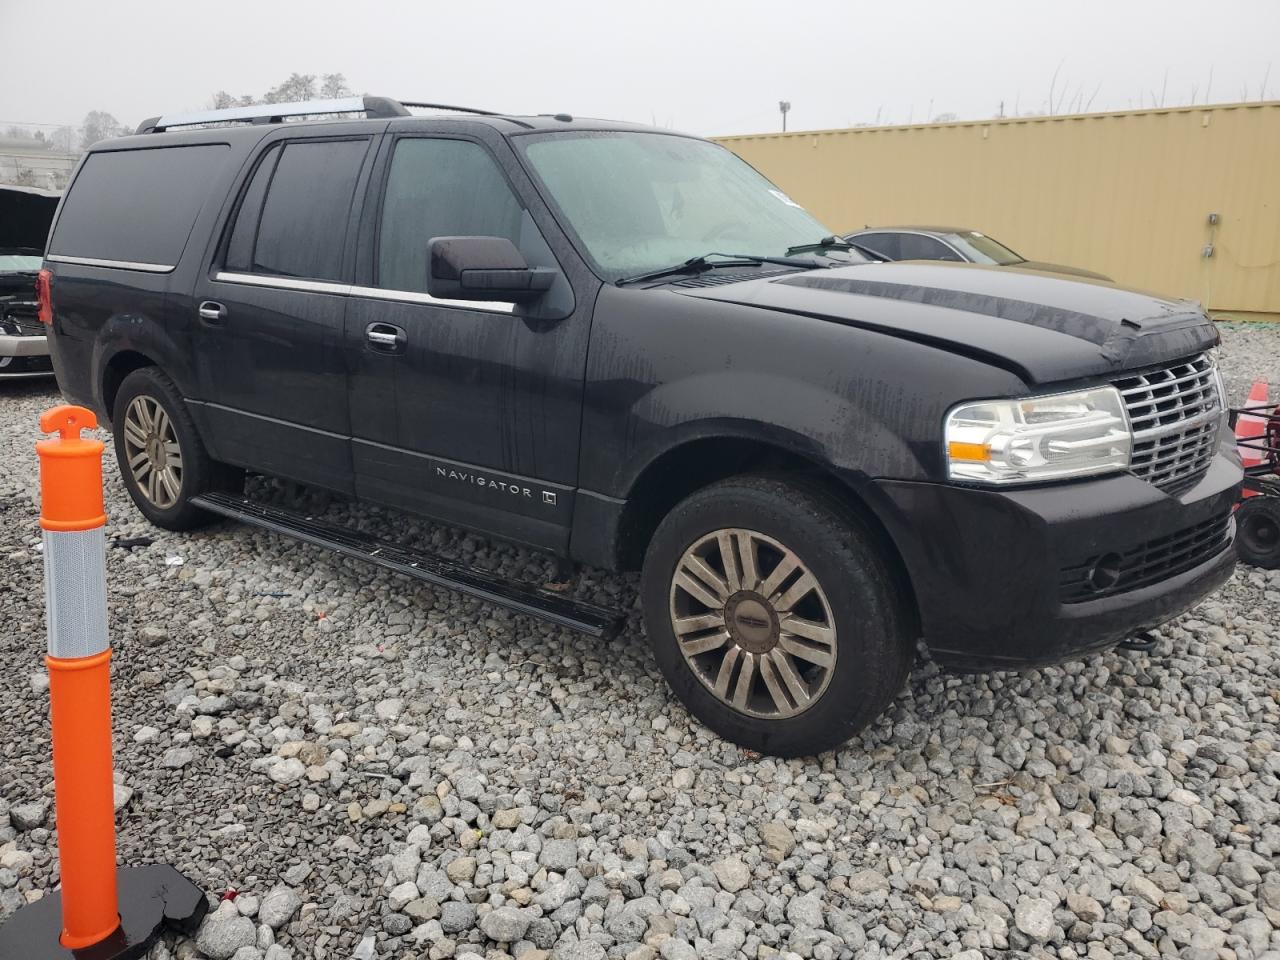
[112,367,241,530]
[640,476,913,757]
[1236,496,1280,569]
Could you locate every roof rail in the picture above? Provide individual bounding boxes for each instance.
[398,101,503,117]
[134,95,411,134]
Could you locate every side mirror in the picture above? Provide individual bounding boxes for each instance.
[427,236,557,303]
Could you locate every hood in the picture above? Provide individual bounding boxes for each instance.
[0,185,60,252]
[1009,259,1112,282]
[675,261,1216,386]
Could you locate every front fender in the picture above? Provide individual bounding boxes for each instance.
[617,370,923,495]
[581,286,1019,498]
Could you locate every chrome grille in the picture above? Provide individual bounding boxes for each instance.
[1114,353,1221,495]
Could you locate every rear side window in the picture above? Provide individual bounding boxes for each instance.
[898,234,962,261]
[48,144,229,268]
[226,138,368,281]
[856,232,900,259]
[224,146,280,271]
[377,138,524,293]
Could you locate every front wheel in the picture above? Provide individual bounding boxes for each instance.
[640,476,913,757]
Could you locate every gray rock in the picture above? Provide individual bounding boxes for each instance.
[196,903,256,960]
[710,858,751,893]
[266,758,305,784]
[382,913,411,935]
[1183,833,1224,875]
[9,801,47,831]
[1066,892,1104,923]
[387,880,419,911]
[258,885,301,930]
[758,822,796,861]
[785,893,825,930]
[553,943,606,960]
[539,839,578,873]
[440,900,477,934]
[404,897,440,923]
[480,905,531,942]
[160,748,193,769]
[847,869,890,895]
[1014,897,1054,941]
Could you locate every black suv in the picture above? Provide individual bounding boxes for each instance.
[44,97,1240,756]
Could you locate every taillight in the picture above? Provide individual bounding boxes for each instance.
[36,268,53,325]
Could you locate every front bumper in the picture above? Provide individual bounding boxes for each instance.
[0,331,53,378]
[872,452,1241,671]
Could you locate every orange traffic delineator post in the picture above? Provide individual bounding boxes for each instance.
[0,406,208,960]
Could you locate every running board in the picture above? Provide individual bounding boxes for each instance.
[190,492,625,638]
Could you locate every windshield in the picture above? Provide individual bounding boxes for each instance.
[0,252,43,273]
[521,131,856,281]
[942,231,1023,266]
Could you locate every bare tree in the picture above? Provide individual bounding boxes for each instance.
[50,127,77,152]
[320,73,352,99]
[80,111,127,149]
[211,91,256,109]
[263,73,318,104]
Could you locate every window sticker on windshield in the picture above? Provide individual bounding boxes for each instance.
[768,189,803,209]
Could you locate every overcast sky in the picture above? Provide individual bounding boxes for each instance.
[3,0,1278,137]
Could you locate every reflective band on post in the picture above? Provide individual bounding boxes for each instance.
[43,527,110,659]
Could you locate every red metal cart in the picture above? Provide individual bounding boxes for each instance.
[1230,391,1280,568]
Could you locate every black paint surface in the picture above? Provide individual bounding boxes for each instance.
[0,865,208,960]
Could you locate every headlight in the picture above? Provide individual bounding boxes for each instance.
[945,386,1132,484]
[1207,348,1227,408]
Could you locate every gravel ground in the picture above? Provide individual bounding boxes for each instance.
[1,321,1278,960]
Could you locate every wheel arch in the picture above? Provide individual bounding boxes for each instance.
[100,349,157,421]
[92,312,198,425]
[608,431,922,639]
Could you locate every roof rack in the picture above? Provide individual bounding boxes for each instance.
[399,101,503,117]
[134,96,508,135]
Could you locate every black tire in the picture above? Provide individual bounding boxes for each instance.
[640,476,913,757]
[1236,496,1280,569]
[111,367,241,531]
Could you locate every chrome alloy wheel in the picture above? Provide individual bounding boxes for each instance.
[669,528,837,719]
[122,396,183,509]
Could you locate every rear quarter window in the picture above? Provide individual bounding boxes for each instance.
[48,144,229,268]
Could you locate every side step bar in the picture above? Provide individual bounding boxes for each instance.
[190,492,625,638]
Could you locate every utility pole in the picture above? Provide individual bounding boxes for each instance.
[779,100,791,132]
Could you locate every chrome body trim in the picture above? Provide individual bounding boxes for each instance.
[213,272,514,313]
[45,254,174,274]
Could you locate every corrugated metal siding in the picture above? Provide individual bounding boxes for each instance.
[717,102,1280,315]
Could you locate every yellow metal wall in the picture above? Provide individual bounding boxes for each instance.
[717,102,1280,315]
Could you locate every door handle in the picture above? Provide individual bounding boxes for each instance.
[365,322,406,352]
[198,301,227,324]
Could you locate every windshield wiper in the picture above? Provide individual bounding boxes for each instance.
[616,252,815,287]
[785,235,855,256]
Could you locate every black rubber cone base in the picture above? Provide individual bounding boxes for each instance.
[0,865,208,960]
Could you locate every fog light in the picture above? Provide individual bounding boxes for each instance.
[1087,553,1123,592]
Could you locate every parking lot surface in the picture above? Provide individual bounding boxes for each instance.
[2,321,1278,960]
